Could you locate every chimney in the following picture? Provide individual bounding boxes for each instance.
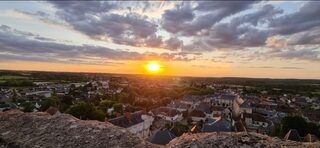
[124,112,132,123]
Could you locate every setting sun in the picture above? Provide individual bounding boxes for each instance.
[145,62,162,74]
[148,63,160,71]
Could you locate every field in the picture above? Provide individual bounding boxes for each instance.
[0,75,34,87]
[0,76,29,80]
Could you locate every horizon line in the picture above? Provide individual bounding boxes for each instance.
[1,68,320,81]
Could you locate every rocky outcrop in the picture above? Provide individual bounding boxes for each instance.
[0,110,155,148]
[1,110,320,148]
[167,132,320,148]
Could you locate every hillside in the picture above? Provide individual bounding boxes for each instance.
[1,110,319,148]
[0,110,154,148]
[167,132,319,148]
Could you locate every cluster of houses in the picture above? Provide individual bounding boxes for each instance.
[107,89,320,145]
[104,91,278,145]
[1,78,320,145]
[0,80,116,112]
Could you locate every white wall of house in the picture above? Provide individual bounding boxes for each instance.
[252,121,268,128]
[127,115,154,139]
[157,114,183,122]
[205,113,213,119]
[176,108,188,112]
[245,117,268,128]
[191,116,205,122]
[213,99,233,107]
[240,107,252,114]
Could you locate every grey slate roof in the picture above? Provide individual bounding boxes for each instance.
[108,111,144,128]
[219,94,236,101]
[202,118,231,132]
[150,107,181,117]
[149,129,176,145]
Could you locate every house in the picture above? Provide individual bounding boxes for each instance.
[203,95,218,103]
[167,100,191,112]
[213,94,236,107]
[149,129,176,145]
[293,97,308,106]
[197,102,213,118]
[0,103,17,112]
[202,118,231,132]
[240,100,253,114]
[311,99,320,110]
[189,110,206,122]
[211,106,229,117]
[26,91,52,98]
[180,95,203,108]
[0,95,9,103]
[149,107,183,122]
[108,111,154,139]
[46,107,60,115]
[255,108,276,118]
[243,113,269,128]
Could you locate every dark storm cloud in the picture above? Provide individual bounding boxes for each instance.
[0,25,195,63]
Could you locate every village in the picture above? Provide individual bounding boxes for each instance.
[1,74,320,145]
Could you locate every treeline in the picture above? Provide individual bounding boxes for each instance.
[272,116,320,138]
[0,80,34,87]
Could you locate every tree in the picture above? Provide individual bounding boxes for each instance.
[273,116,320,138]
[40,96,59,111]
[112,103,123,113]
[66,102,105,121]
[124,105,140,112]
[21,102,35,112]
[281,116,308,136]
[10,89,18,103]
[117,92,130,103]
[99,100,115,113]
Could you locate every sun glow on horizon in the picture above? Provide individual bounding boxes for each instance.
[145,61,162,74]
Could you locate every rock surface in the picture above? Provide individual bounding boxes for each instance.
[167,132,320,148]
[1,110,320,148]
[0,110,155,148]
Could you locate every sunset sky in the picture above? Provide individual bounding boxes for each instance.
[0,1,319,79]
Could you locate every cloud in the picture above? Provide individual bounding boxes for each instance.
[270,1,320,35]
[287,27,320,46]
[4,1,320,65]
[162,1,259,36]
[162,2,195,34]
[181,4,281,51]
[280,67,304,70]
[247,66,304,70]
[0,25,196,64]
[164,37,183,50]
[266,36,287,48]
[48,1,164,48]
[271,48,320,62]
